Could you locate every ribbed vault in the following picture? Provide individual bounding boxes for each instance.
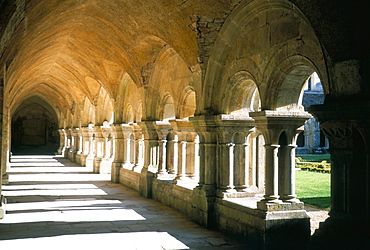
[2,0,236,118]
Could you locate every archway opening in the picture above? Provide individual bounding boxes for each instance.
[294,72,331,230]
[11,97,60,155]
[162,95,176,121]
[296,72,328,154]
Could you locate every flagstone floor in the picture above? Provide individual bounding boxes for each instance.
[0,155,248,250]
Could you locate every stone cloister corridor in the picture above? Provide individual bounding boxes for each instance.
[1,0,369,248]
[0,155,248,249]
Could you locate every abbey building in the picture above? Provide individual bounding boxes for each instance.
[1,0,369,248]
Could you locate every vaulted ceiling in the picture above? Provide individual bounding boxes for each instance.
[1,0,368,117]
[1,0,235,114]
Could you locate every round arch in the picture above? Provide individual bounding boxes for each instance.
[11,96,60,155]
[203,0,328,114]
[264,55,324,111]
[146,45,194,120]
[220,71,261,116]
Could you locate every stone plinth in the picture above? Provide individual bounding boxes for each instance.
[216,198,310,249]
[2,173,9,185]
[0,195,6,219]
[99,158,112,174]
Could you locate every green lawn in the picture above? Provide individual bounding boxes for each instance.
[296,169,331,209]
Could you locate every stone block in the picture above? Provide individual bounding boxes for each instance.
[119,168,140,192]
[0,195,6,219]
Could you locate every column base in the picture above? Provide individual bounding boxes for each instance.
[75,152,83,165]
[93,157,102,173]
[257,199,305,211]
[263,209,310,249]
[173,176,198,185]
[310,217,370,249]
[190,185,217,228]
[139,169,155,198]
[111,162,122,183]
[2,173,9,185]
[99,158,112,174]
[156,172,176,180]
[219,189,255,198]
[85,154,95,168]
[0,195,6,219]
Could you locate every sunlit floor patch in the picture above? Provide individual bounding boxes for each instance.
[2,188,107,196]
[0,232,189,250]
[0,208,145,223]
[2,183,98,190]
[8,173,111,182]
[5,199,123,212]
[9,163,66,167]
[0,155,247,249]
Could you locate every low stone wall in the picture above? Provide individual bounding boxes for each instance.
[215,199,310,248]
[119,168,141,192]
[152,179,193,216]
[215,199,264,246]
[117,170,310,248]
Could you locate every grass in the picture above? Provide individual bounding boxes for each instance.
[296,169,331,209]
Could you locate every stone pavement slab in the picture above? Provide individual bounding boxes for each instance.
[0,155,248,249]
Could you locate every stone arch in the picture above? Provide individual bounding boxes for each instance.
[220,71,261,116]
[179,86,196,119]
[135,101,143,123]
[125,104,135,123]
[94,87,114,125]
[159,93,176,121]
[146,45,194,120]
[81,97,94,127]
[203,0,327,114]
[115,72,141,123]
[11,96,60,154]
[88,105,96,126]
[264,55,323,111]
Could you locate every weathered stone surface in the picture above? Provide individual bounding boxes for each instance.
[1,0,369,248]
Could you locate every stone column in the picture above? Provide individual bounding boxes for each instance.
[99,121,113,174]
[171,120,198,184]
[132,124,144,173]
[185,135,198,180]
[166,133,178,177]
[74,127,83,165]
[85,123,95,169]
[215,115,256,198]
[121,124,134,169]
[71,127,80,162]
[57,128,67,155]
[280,143,299,202]
[1,108,10,186]
[80,126,90,166]
[156,139,167,175]
[155,122,171,178]
[110,124,125,183]
[139,121,159,198]
[309,100,370,247]
[189,115,218,227]
[174,137,187,183]
[234,132,254,192]
[66,128,73,159]
[217,130,236,194]
[0,83,4,218]
[250,111,312,210]
[263,143,280,203]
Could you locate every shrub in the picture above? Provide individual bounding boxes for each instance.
[296,158,331,173]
